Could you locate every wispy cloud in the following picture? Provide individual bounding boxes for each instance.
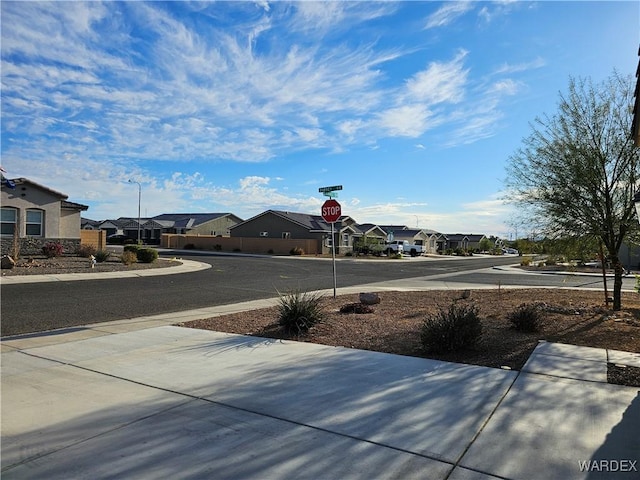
[494,57,546,75]
[424,2,474,29]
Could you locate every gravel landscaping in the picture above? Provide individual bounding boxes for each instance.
[182,288,640,387]
[1,254,180,276]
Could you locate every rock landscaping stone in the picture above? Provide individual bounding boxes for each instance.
[1,255,15,269]
[359,292,380,305]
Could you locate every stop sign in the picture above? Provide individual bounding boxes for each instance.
[321,199,341,223]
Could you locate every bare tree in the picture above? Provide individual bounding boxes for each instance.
[505,72,640,310]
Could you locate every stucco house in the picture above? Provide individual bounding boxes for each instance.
[1,177,88,255]
[379,225,441,254]
[231,210,331,251]
[443,233,488,252]
[144,213,243,243]
[96,213,243,244]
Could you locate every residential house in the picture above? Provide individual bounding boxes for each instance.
[379,225,441,254]
[142,213,243,244]
[352,223,388,253]
[97,213,242,244]
[1,177,88,255]
[81,218,101,230]
[443,234,488,252]
[97,217,150,241]
[230,210,330,251]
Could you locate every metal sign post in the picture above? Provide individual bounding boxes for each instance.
[320,185,343,298]
[330,221,336,298]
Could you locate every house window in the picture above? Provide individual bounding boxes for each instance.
[342,234,349,246]
[260,231,269,237]
[282,232,291,239]
[326,236,333,247]
[26,210,43,236]
[1,207,17,236]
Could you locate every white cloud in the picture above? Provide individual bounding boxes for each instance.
[478,0,519,24]
[424,2,474,29]
[487,79,521,96]
[376,50,468,138]
[494,57,546,75]
[404,50,468,104]
[377,104,434,137]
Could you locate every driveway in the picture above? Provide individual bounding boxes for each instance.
[2,323,638,479]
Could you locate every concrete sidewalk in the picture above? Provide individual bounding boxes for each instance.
[2,324,638,479]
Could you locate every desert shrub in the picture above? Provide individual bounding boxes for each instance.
[508,303,542,332]
[183,243,196,250]
[277,290,325,334]
[121,251,138,265]
[124,244,140,254]
[233,248,241,252]
[421,303,482,353]
[339,303,374,314]
[136,248,158,263]
[214,244,222,251]
[42,242,64,258]
[344,251,353,257]
[94,250,111,263]
[267,249,275,254]
[290,247,304,256]
[391,253,403,259]
[76,244,97,258]
[520,256,533,266]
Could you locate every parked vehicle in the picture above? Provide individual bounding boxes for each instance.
[107,233,136,245]
[385,240,424,257]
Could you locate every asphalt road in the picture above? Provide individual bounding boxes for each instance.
[0,253,623,336]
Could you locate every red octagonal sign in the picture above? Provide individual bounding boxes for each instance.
[321,199,341,223]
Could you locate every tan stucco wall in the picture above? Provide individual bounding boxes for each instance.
[2,185,62,237]
[188,216,239,236]
[60,209,82,239]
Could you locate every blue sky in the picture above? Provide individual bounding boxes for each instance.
[1,1,638,237]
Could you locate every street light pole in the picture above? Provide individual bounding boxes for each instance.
[128,179,141,244]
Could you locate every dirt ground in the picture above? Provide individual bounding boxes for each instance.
[182,288,640,387]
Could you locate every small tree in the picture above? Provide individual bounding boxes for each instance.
[505,72,639,310]
[478,237,492,253]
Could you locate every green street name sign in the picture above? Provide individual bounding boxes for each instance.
[318,185,343,193]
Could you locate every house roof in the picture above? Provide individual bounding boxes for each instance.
[445,233,486,242]
[395,228,424,236]
[62,200,89,211]
[2,177,89,211]
[231,209,333,232]
[2,177,68,199]
[354,223,387,237]
[100,217,150,228]
[152,213,239,228]
[378,225,409,233]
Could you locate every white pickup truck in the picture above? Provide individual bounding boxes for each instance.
[385,240,424,257]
